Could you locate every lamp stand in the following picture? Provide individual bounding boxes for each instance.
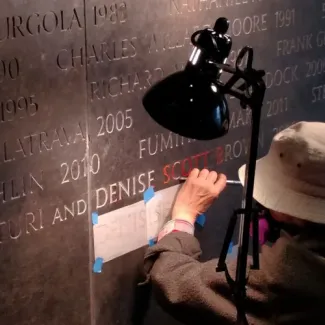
[214,47,266,325]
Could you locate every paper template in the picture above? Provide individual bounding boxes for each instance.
[93,184,182,263]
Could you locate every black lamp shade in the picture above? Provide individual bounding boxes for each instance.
[143,69,230,140]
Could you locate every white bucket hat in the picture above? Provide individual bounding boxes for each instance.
[238,121,325,224]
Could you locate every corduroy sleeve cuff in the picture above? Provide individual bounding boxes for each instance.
[140,232,202,285]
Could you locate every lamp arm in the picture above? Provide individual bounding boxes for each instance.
[206,46,266,111]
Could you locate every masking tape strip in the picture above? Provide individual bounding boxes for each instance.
[93,257,104,273]
[144,187,155,203]
[92,212,99,225]
[196,214,206,227]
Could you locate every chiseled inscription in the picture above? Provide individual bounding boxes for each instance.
[265,97,290,119]
[93,2,127,26]
[228,13,268,37]
[0,8,83,42]
[169,0,262,15]
[146,29,192,53]
[52,199,87,225]
[228,49,248,68]
[96,109,133,137]
[139,132,195,159]
[311,83,325,103]
[230,97,291,123]
[0,122,86,164]
[146,24,210,54]
[0,171,43,204]
[277,34,313,57]
[0,198,88,244]
[162,133,264,184]
[60,154,100,184]
[274,9,295,29]
[56,38,137,70]
[306,58,325,78]
[0,209,43,243]
[265,65,299,89]
[87,38,137,63]
[229,107,251,129]
[90,68,163,100]
[95,170,155,209]
[0,57,20,82]
[316,30,325,48]
[0,95,38,123]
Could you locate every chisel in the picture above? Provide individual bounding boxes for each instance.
[178,176,241,185]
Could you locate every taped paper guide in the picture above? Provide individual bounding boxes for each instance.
[93,201,147,263]
[93,184,182,263]
[146,185,181,241]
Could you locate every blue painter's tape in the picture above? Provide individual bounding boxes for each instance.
[144,187,155,203]
[92,212,99,225]
[228,241,234,254]
[196,214,206,227]
[148,238,156,247]
[93,258,104,273]
[227,243,239,261]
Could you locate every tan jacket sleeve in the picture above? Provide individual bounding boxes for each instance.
[143,232,271,325]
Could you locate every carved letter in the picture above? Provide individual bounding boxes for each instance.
[30,172,44,192]
[52,208,64,224]
[74,123,86,143]
[43,11,59,33]
[64,203,75,219]
[148,170,155,188]
[110,183,118,203]
[161,132,173,151]
[96,187,108,209]
[27,13,41,35]
[9,218,21,239]
[70,8,83,29]
[148,135,158,156]
[25,212,38,234]
[57,49,69,70]
[139,139,147,159]
[77,199,87,215]
[12,16,24,38]
[0,222,6,243]
[118,179,130,200]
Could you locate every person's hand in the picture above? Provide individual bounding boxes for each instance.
[172,168,227,225]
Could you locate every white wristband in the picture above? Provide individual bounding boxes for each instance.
[157,219,195,242]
